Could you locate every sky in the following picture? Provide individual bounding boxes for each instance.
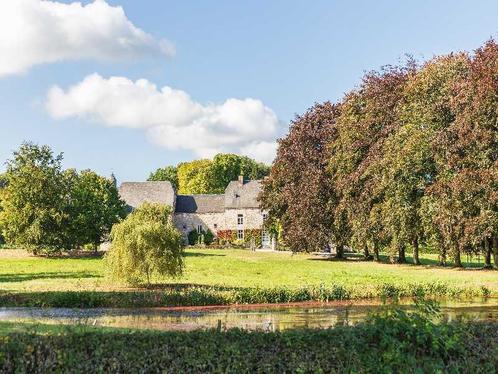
[1,0,498,182]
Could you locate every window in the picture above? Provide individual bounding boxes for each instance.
[237,214,244,225]
[237,229,244,240]
[214,223,218,229]
[197,225,203,234]
[263,213,268,221]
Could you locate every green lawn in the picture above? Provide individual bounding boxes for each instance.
[0,248,496,294]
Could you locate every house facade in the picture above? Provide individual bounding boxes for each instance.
[119,176,271,248]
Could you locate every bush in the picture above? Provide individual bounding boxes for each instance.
[105,203,184,286]
[203,229,214,245]
[187,230,199,246]
[1,313,498,372]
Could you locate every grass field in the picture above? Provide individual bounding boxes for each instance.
[0,248,497,291]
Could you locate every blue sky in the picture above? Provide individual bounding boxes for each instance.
[1,0,498,182]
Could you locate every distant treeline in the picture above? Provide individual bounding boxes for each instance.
[262,40,498,268]
[148,153,269,194]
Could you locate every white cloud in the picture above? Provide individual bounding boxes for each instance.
[46,74,281,163]
[241,141,278,165]
[0,0,174,77]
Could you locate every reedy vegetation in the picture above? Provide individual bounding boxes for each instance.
[262,40,498,267]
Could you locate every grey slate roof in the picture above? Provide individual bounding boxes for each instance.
[224,180,262,209]
[175,194,225,213]
[119,181,175,210]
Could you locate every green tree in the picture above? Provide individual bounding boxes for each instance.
[176,155,270,194]
[105,203,184,286]
[68,170,127,250]
[210,153,270,193]
[377,55,468,265]
[331,63,414,262]
[0,142,71,253]
[177,159,213,194]
[0,173,6,245]
[148,166,179,190]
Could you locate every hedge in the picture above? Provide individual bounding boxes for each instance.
[1,313,497,372]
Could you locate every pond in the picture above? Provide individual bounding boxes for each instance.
[2,298,498,332]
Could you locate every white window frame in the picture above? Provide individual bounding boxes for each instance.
[197,225,203,234]
[237,229,244,240]
[237,214,244,225]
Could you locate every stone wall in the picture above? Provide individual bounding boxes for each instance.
[223,208,266,230]
[173,208,267,240]
[174,212,225,240]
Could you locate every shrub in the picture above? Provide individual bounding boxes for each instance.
[1,313,498,372]
[105,203,184,286]
[216,230,237,245]
[203,229,214,245]
[187,230,199,246]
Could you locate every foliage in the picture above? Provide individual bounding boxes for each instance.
[209,153,270,193]
[203,229,214,245]
[2,311,498,372]
[264,39,498,268]
[147,165,179,190]
[177,159,214,194]
[0,142,72,253]
[105,203,184,286]
[187,229,199,246]
[0,143,127,253]
[214,229,262,247]
[67,169,126,249]
[261,102,340,253]
[172,153,270,194]
[216,229,237,245]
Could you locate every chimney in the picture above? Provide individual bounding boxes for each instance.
[238,175,244,184]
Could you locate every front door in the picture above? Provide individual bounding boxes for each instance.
[261,229,270,248]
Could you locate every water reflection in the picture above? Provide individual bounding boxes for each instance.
[1,299,498,332]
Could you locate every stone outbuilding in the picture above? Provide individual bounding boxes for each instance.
[119,176,271,248]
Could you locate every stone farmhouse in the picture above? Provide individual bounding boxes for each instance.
[118,176,272,248]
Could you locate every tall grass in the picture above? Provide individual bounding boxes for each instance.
[0,282,490,308]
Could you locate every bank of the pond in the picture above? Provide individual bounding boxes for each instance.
[0,281,491,308]
[1,312,497,372]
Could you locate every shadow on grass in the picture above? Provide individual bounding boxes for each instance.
[37,252,105,260]
[183,251,226,258]
[0,272,101,283]
[309,252,491,270]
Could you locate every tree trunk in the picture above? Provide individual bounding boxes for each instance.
[439,245,447,266]
[397,245,406,264]
[336,244,344,259]
[373,243,380,262]
[412,236,420,265]
[484,239,492,268]
[453,246,462,268]
[363,245,373,260]
[493,237,498,270]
